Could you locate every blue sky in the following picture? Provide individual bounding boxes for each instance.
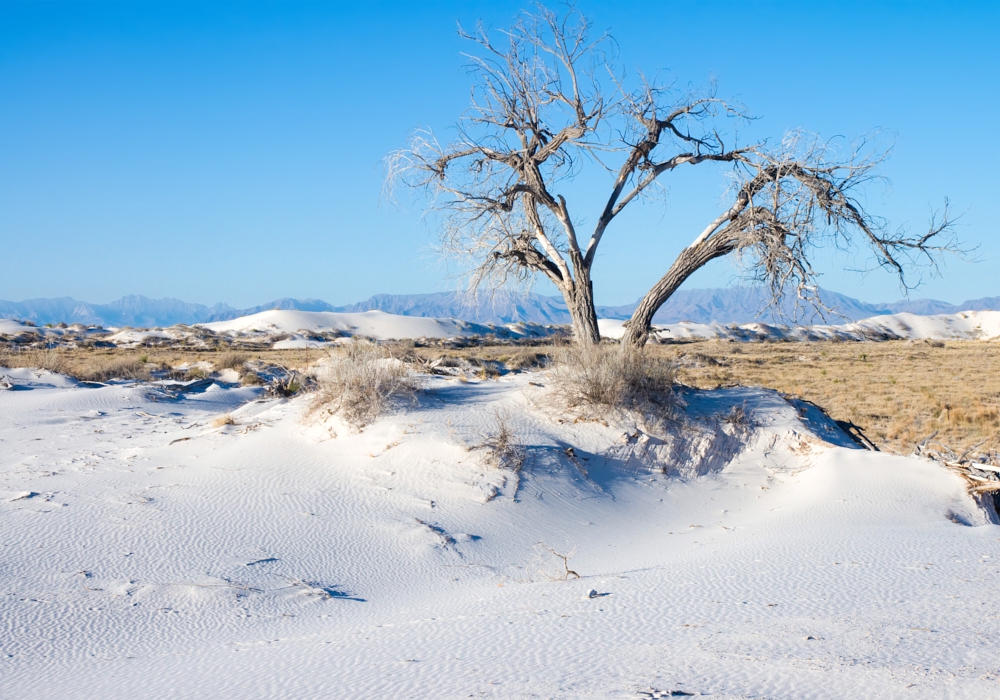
[0,0,997,307]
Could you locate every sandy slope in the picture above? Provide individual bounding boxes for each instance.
[0,368,997,699]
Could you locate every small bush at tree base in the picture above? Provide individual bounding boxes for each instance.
[550,343,675,415]
[311,341,418,429]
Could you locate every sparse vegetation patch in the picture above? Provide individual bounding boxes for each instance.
[311,341,418,429]
[550,344,675,418]
[474,409,525,473]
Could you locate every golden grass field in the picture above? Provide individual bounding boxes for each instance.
[3,339,997,457]
[658,339,1000,456]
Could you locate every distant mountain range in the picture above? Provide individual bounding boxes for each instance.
[1,288,997,328]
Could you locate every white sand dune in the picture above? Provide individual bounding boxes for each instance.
[0,319,100,337]
[3,308,998,345]
[842,309,1000,340]
[600,309,1000,342]
[202,308,474,337]
[199,308,553,341]
[0,366,997,698]
[0,318,30,335]
[209,308,1000,342]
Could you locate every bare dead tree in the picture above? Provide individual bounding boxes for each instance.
[387,5,957,346]
[620,133,958,346]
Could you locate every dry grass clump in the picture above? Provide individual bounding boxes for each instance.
[212,414,236,428]
[311,341,418,428]
[183,365,211,380]
[240,371,265,386]
[500,350,550,371]
[0,348,149,382]
[550,343,675,415]
[0,347,68,375]
[76,356,151,382]
[214,351,248,371]
[476,410,525,472]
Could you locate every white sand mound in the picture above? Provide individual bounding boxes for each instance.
[600,309,1000,342]
[839,309,1000,340]
[201,308,470,337]
[1,366,997,698]
[3,308,998,346]
[199,308,552,341]
[0,319,33,335]
[103,329,176,344]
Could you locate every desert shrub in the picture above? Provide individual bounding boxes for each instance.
[268,368,311,397]
[1,348,68,374]
[477,409,525,472]
[212,414,236,428]
[240,371,265,386]
[185,366,211,380]
[215,351,249,371]
[311,340,418,428]
[724,401,757,436]
[76,356,151,383]
[550,343,675,415]
[384,339,418,362]
[501,351,550,371]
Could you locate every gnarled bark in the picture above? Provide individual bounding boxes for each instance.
[622,234,737,347]
[563,273,600,344]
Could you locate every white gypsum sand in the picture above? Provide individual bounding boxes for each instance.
[2,309,997,349]
[204,308,1000,342]
[599,309,1000,343]
[0,361,997,699]
[199,309,557,342]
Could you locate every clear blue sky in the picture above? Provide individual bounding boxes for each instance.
[1,0,997,307]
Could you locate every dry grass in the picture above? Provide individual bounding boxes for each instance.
[240,372,265,386]
[657,339,1000,455]
[212,414,236,428]
[497,350,550,371]
[550,343,675,416]
[311,341,418,429]
[0,346,319,382]
[0,347,69,375]
[214,351,249,371]
[79,356,151,382]
[0,348,150,382]
[475,409,525,472]
[6,338,995,457]
[183,365,211,380]
[409,346,553,373]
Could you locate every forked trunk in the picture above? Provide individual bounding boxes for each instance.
[621,237,736,347]
[563,276,600,345]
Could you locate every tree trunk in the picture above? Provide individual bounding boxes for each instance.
[563,275,600,345]
[621,237,736,347]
